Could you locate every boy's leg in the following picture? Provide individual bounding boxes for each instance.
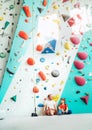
[65,110,72,114]
[68,110,72,114]
[57,109,62,115]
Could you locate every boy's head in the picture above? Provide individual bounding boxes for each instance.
[60,98,66,104]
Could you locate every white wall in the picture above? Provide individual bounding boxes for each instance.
[0,0,92,117]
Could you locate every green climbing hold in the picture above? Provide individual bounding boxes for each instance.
[0,52,6,58]
[9,5,14,10]
[11,95,17,102]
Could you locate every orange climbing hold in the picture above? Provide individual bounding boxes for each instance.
[43,0,47,7]
[38,71,46,81]
[36,45,43,52]
[33,86,39,93]
[18,31,29,40]
[27,58,35,65]
[23,6,31,17]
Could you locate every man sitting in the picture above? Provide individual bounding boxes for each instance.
[43,94,57,116]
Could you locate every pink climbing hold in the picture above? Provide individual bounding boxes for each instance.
[70,37,80,45]
[18,31,29,40]
[67,18,75,27]
[23,6,31,17]
[74,60,84,69]
[80,95,89,104]
[77,52,88,60]
[75,76,86,86]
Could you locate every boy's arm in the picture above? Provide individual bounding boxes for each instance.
[65,105,68,112]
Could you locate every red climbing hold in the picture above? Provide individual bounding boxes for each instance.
[43,0,47,7]
[23,6,31,17]
[77,52,88,60]
[33,86,39,93]
[62,0,69,3]
[27,58,35,65]
[75,76,86,86]
[80,95,89,104]
[36,45,43,52]
[18,31,29,40]
[74,60,84,69]
[70,37,80,45]
[67,18,75,27]
[38,71,46,81]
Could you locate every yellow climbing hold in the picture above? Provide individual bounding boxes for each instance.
[52,83,56,87]
[56,52,61,56]
[52,94,60,102]
[64,42,71,50]
[53,5,59,9]
[53,19,60,24]
[0,16,4,21]
[60,80,64,85]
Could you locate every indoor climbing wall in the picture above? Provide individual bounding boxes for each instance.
[0,0,92,116]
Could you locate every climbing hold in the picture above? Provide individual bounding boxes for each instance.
[38,71,46,81]
[74,60,84,69]
[23,6,31,17]
[27,58,35,65]
[53,5,59,9]
[40,58,45,63]
[76,90,80,94]
[75,76,86,86]
[37,7,43,13]
[64,42,71,50]
[33,86,39,93]
[36,44,43,52]
[42,39,56,54]
[51,70,60,77]
[18,31,29,40]
[70,37,80,45]
[43,0,47,7]
[6,68,14,75]
[11,95,17,102]
[36,78,40,83]
[52,94,60,102]
[80,95,89,104]
[62,14,70,21]
[44,87,47,90]
[36,96,39,98]
[38,103,44,107]
[9,5,14,10]
[0,16,4,21]
[67,18,75,27]
[0,52,6,58]
[62,0,69,3]
[2,21,10,30]
[77,52,88,60]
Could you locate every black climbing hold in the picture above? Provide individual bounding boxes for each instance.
[6,68,14,75]
[37,7,43,13]
[76,90,80,94]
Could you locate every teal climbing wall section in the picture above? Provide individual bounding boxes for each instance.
[60,30,92,113]
[0,0,52,103]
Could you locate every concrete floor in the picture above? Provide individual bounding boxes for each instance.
[0,114,92,130]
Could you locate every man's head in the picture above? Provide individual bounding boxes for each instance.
[48,94,53,100]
